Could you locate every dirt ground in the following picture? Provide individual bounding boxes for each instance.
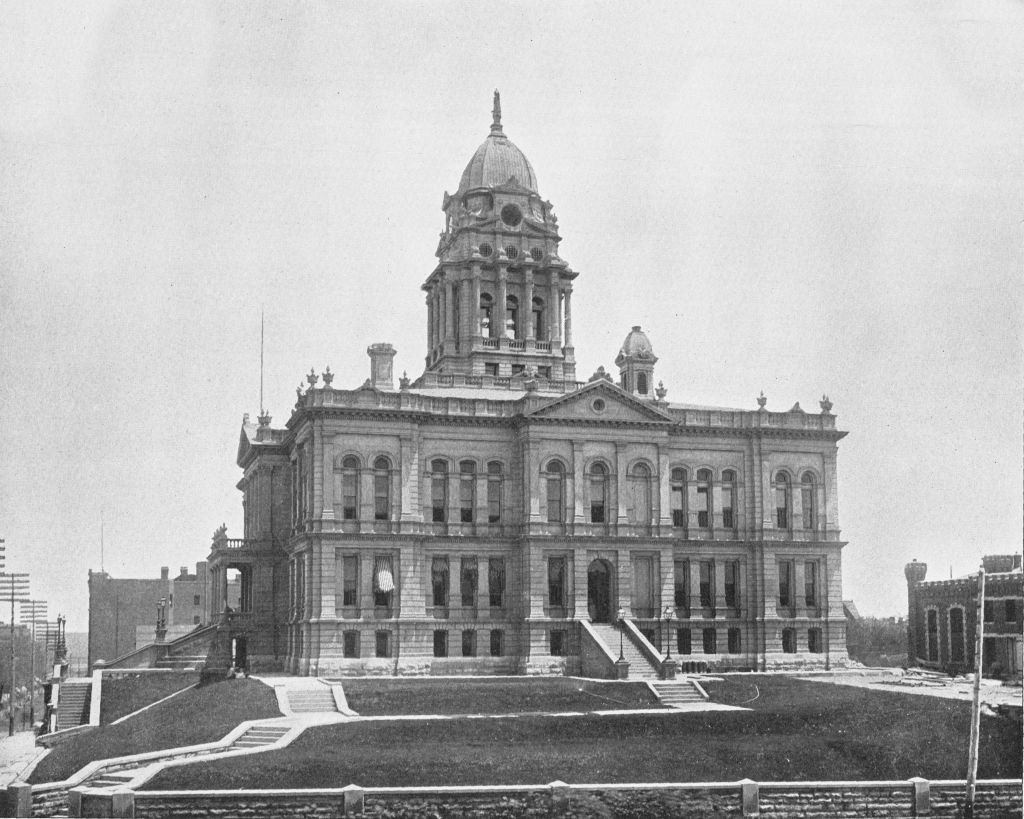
[800,668,1023,707]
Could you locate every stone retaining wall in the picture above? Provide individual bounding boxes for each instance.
[35,778,1020,819]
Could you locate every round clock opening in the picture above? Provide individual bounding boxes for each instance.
[500,204,522,227]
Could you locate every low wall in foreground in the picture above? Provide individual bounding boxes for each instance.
[33,777,1021,819]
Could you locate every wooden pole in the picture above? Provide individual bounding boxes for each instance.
[965,566,986,818]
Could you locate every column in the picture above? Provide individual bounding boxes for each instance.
[400,542,426,618]
[689,561,703,620]
[359,462,373,526]
[477,553,490,617]
[617,550,633,617]
[399,432,420,523]
[471,268,481,340]
[359,551,374,613]
[571,441,586,525]
[549,275,561,345]
[824,447,840,536]
[657,447,672,531]
[496,269,508,341]
[614,443,629,528]
[659,547,674,618]
[427,292,435,351]
[563,287,573,347]
[714,559,727,618]
[711,480,724,537]
[523,269,534,340]
[573,546,588,620]
[444,276,455,341]
[794,560,807,619]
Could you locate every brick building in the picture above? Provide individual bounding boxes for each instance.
[207,93,851,676]
[87,562,237,669]
[905,554,1023,677]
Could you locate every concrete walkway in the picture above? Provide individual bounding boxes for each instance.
[0,731,47,788]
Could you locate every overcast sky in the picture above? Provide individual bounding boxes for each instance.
[2,1,1021,633]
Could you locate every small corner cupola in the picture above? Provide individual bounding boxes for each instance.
[615,325,658,397]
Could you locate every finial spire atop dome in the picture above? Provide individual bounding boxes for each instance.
[490,89,504,136]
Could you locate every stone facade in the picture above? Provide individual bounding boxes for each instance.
[905,554,1023,676]
[207,93,850,677]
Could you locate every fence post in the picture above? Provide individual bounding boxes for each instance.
[111,788,135,818]
[740,778,759,816]
[549,780,570,815]
[67,787,85,818]
[909,777,930,816]
[342,784,364,815]
[6,782,31,818]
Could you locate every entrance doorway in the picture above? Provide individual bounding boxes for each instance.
[588,559,613,622]
[232,636,248,671]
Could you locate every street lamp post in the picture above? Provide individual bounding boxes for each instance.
[662,605,675,661]
[616,607,626,662]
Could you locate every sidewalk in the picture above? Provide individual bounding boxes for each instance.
[0,731,47,788]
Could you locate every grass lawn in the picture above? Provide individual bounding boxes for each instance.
[99,672,200,723]
[30,678,280,784]
[144,676,1022,789]
[340,677,661,715]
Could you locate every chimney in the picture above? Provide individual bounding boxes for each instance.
[367,343,397,391]
[179,566,188,579]
[160,566,169,580]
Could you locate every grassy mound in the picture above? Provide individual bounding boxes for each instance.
[340,677,660,715]
[30,678,280,784]
[99,672,200,724]
[144,676,1022,789]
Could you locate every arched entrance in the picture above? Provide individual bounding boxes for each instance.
[587,559,613,623]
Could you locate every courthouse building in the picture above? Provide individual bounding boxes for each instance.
[207,94,850,677]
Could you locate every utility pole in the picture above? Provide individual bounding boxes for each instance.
[20,600,47,729]
[965,566,986,819]
[0,572,30,736]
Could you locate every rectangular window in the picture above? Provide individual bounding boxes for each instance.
[485,362,499,377]
[432,556,449,608]
[459,470,475,523]
[538,366,551,379]
[802,484,815,530]
[341,554,358,607]
[375,630,391,658]
[488,558,505,608]
[462,629,477,657]
[374,472,389,521]
[724,560,738,609]
[779,561,793,608]
[949,609,965,664]
[193,615,201,625]
[804,561,818,608]
[696,485,709,528]
[728,627,741,654]
[193,594,201,606]
[703,628,717,654]
[546,474,563,523]
[431,475,447,523]
[511,364,525,375]
[984,600,994,623]
[699,561,714,609]
[343,472,357,520]
[549,629,566,656]
[782,627,796,653]
[1007,600,1018,623]
[548,557,566,608]
[677,628,691,655]
[433,630,448,658]
[487,475,502,523]
[373,555,394,608]
[674,560,690,613]
[489,629,504,657]
[808,628,822,654]
[460,557,478,608]
[927,610,939,661]
[776,487,788,529]
[722,484,734,529]
[671,485,685,528]
[343,631,360,658]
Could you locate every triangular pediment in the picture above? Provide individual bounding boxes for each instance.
[526,380,673,423]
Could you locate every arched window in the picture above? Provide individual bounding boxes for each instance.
[637,372,648,395]
[721,470,736,530]
[589,462,608,524]
[340,455,360,520]
[505,295,518,339]
[487,461,503,523]
[801,472,816,531]
[532,297,545,339]
[459,460,476,523]
[696,468,712,529]
[630,463,652,527]
[430,459,448,523]
[479,293,493,336]
[373,456,391,521]
[545,461,564,523]
[775,473,791,530]
[670,468,687,529]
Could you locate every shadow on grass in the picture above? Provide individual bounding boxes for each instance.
[30,678,280,784]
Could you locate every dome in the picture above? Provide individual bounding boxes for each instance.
[618,326,655,359]
[457,92,538,194]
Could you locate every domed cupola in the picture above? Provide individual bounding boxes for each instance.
[457,93,538,194]
[615,326,658,397]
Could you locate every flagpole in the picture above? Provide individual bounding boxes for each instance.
[964,566,986,818]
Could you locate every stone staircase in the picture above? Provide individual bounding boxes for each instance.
[155,624,218,670]
[588,623,662,681]
[230,724,290,749]
[286,685,338,713]
[55,680,91,730]
[652,681,707,707]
